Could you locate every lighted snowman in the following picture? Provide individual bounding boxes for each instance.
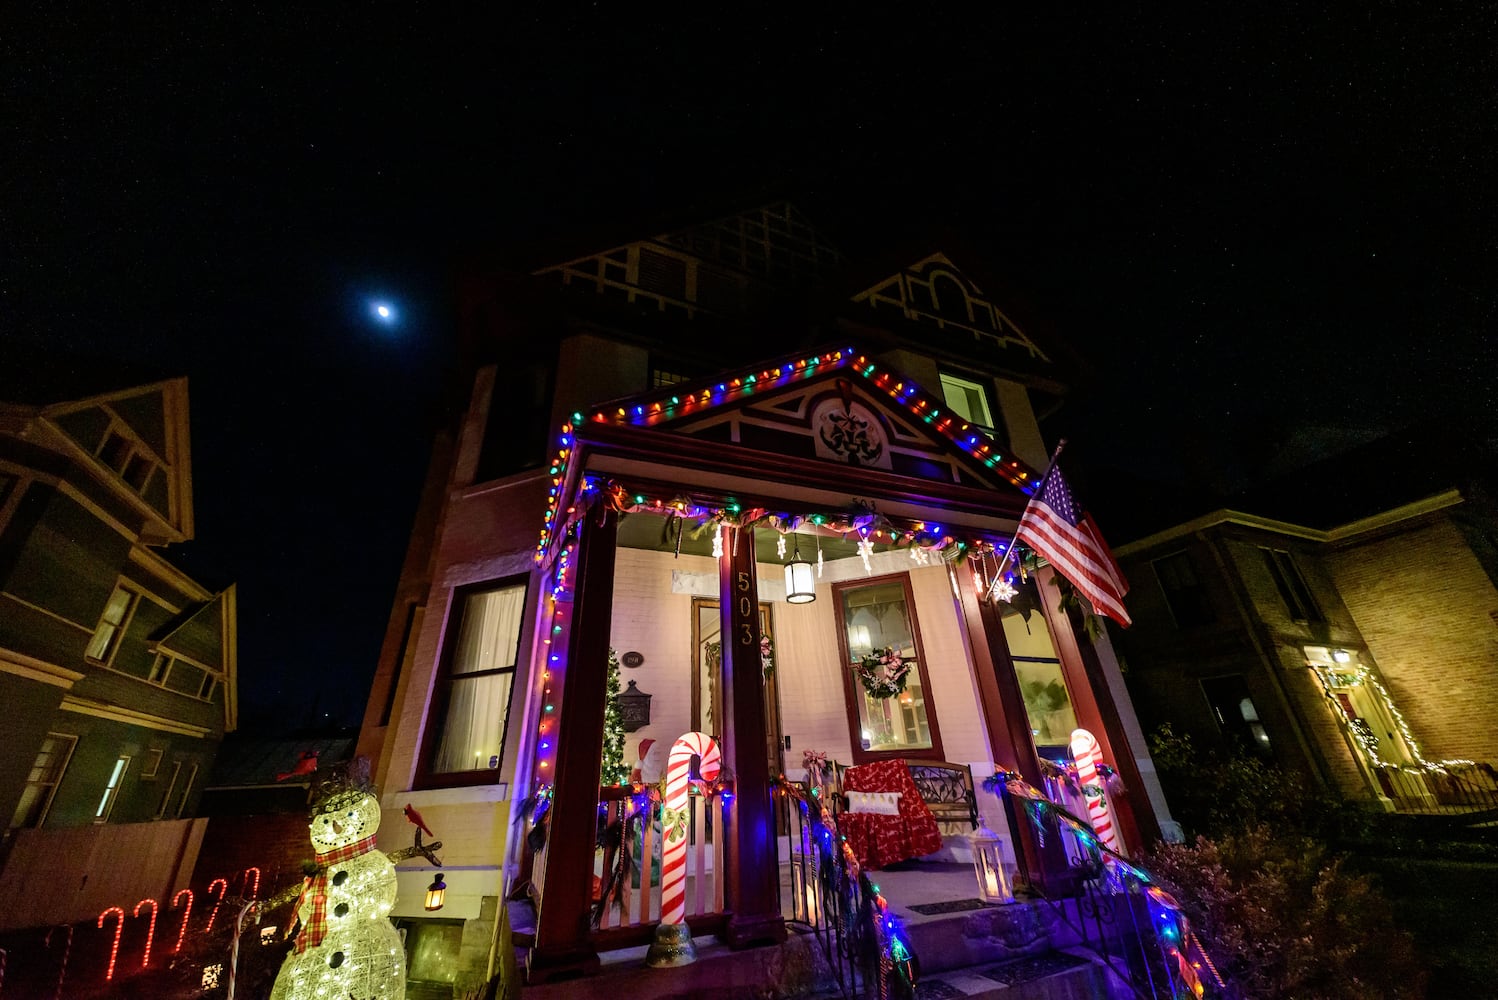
[270,785,405,1000]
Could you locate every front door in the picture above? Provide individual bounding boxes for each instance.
[692,597,782,777]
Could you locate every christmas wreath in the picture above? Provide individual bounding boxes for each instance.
[852,647,913,699]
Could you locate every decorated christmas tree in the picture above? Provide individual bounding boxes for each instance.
[601,647,629,785]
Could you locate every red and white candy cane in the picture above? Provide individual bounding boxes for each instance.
[1069,728,1121,855]
[659,731,721,926]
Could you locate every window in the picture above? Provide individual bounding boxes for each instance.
[426,581,526,780]
[95,754,131,822]
[1201,675,1272,757]
[1152,551,1215,628]
[381,604,426,726]
[96,429,159,497]
[835,576,942,761]
[86,584,140,663]
[938,372,996,430]
[175,763,198,817]
[155,761,182,818]
[141,748,163,778]
[999,596,1080,746]
[1260,548,1323,623]
[10,733,76,829]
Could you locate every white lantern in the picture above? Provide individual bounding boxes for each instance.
[971,821,1013,904]
[785,543,816,604]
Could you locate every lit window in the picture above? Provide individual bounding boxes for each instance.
[95,755,131,822]
[10,733,77,829]
[427,581,526,779]
[999,596,1079,746]
[836,576,940,761]
[86,584,139,663]
[938,373,995,430]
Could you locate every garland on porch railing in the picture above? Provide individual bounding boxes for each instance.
[774,775,918,1000]
[981,770,1225,998]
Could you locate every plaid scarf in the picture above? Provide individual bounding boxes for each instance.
[294,835,379,953]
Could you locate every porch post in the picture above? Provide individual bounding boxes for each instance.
[953,566,1076,898]
[719,525,787,949]
[527,505,617,983]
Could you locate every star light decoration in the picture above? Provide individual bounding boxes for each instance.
[991,576,1018,603]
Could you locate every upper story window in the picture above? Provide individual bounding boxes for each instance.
[86,583,140,664]
[423,580,528,785]
[96,427,160,497]
[1152,551,1215,628]
[938,372,997,431]
[834,575,943,762]
[10,733,76,829]
[1259,547,1323,623]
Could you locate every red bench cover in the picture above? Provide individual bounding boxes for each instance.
[838,759,943,869]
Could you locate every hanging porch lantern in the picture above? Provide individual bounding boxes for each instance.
[785,541,816,604]
[618,680,653,732]
[424,872,447,911]
[971,821,1014,904]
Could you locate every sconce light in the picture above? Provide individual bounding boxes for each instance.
[970,821,1014,905]
[618,680,653,732]
[785,541,816,604]
[1332,649,1352,664]
[424,872,447,911]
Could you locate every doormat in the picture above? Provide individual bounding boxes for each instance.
[908,898,987,915]
[977,952,1090,985]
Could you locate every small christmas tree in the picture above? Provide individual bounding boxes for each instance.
[601,647,629,785]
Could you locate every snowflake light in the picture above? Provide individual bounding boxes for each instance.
[992,577,1018,603]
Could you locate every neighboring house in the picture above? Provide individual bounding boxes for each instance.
[0,377,237,928]
[357,204,1175,990]
[1112,425,1498,816]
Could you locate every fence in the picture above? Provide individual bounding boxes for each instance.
[1373,761,1498,818]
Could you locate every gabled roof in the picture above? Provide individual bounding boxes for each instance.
[36,377,194,544]
[538,344,1042,562]
[152,584,239,730]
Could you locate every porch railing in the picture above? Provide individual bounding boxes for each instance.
[592,785,726,935]
[1372,761,1498,819]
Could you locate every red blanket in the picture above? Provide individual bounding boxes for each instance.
[839,759,943,869]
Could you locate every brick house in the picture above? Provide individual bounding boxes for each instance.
[0,377,238,928]
[1111,426,1498,813]
[357,204,1175,992]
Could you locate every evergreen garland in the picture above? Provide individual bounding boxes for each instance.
[601,647,629,785]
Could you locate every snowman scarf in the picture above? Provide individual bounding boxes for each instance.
[293,834,379,953]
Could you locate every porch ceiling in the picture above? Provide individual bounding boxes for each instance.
[616,508,869,563]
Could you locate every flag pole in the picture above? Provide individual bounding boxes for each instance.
[986,438,1067,601]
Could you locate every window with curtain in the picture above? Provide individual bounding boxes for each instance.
[835,576,941,761]
[430,582,526,777]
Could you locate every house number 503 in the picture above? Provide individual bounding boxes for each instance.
[736,572,753,644]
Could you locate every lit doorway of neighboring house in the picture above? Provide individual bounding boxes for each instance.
[1199,675,1274,759]
[691,597,782,780]
[1306,648,1424,806]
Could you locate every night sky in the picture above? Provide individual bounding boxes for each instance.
[5,8,1494,728]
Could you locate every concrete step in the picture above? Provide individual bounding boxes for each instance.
[902,900,1060,975]
[912,950,1117,999]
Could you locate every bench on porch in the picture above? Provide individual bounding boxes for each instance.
[828,759,980,868]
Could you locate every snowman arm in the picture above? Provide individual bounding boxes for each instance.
[388,838,443,864]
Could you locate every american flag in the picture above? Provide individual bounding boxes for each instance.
[1014,462,1132,627]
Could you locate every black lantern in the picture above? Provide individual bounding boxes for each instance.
[424,872,447,911]
[618,680,652,732]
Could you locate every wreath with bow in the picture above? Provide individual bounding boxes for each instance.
[852,647,913,699]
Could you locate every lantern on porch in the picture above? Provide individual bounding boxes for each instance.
[785,541,816,604]
[618,680,652,732]
[424,872,447,911]
[971,821,1014,904]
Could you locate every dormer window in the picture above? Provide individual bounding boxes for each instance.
[938,371,996,430]
[95,427,160,498]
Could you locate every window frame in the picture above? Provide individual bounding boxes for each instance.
[1151,550,1215,629]
[175,762,198,818]
[155,761,182,819]
[85,581,142,665]
[10,732,77,830]
[832,572,945,765]
[95,754,131,823]
[1259,547,1324,623]
[416,576,531,790]
[937,369,999,433]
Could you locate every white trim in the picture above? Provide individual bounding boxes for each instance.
[381,783,509,810]
[59,695,212,738]
[0,591,94,633]
[0,648,85,688]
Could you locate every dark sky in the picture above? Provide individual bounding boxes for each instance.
[5,8,1494,728]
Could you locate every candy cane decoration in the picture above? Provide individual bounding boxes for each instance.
[241,866,260,900]
[97,907,125,981]
[1069,729,1121,854]
[171,889,194,954]
[659,731,721,926]
[45,925,72,1000]
[132,898,158,970]
[205,878,228,933]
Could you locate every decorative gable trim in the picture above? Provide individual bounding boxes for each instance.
[852,253,1049,362]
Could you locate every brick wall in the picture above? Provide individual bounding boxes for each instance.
[1326,516,1498,763]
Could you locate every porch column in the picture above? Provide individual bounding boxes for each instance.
[953,566,1076,898]
[527,506,618,983]
[719,525,787,949]
[1038,569,1161,848]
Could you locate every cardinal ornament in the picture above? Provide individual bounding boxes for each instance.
[270,786,405,1000]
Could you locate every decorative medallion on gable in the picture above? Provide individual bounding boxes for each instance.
[852,253,1050,363]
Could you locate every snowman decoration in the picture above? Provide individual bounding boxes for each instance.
[270,784,405,1000]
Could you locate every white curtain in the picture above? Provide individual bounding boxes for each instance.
[434,584,525,773]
